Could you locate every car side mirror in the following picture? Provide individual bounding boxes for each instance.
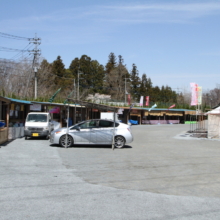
[76,126,80,131]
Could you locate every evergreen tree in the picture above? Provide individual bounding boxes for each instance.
[150,86,161,103]
[37,59,55,98]
[69,57,80,80]
[105,52,117,74]
[130,63,141,102]
[89,60,105,93]
[69,55,105,98]
[105,55,129,100]
[52,56,69,88]
[139,74,148,98]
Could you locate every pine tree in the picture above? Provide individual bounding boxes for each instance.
[37,59,55,98]
[69,57,80,80]
[130,63,141,102]
[69,55,105,98]
[52,56,68,88]
[105,55,129,100]
[105,52,117,74]
[139,74,148,98]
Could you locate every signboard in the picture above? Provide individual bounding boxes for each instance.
[30,104,41,111]
[117,108,124,114]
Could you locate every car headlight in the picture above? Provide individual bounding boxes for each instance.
[43,127,49,131]
[25,126,29,130]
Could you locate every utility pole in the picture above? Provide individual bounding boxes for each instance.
[74,78,76,125]
[124,78,128,104]
[77,70,81,100]
[29,33,41,99]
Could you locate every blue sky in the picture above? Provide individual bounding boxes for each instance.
[1,0,220,92]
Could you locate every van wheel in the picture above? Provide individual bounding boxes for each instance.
[25,136,27,140]
[59,135,73,148]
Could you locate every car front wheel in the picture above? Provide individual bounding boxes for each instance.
[59,135,73,148]
[114,136,125,148]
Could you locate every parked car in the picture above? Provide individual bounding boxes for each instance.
[50,119,133,148]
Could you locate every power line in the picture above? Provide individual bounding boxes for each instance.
[0,46,33,52]
[0,32,30,40]
[10,43,33,60]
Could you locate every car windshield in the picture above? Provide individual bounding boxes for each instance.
[27,114,47,122]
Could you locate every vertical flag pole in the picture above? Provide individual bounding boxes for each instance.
[65,103,69,148]
[112,109,116,150]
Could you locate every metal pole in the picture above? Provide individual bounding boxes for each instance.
[78,70,81,100]
[112,109,116,150]
[74,78,76,125]
[125,78,126,104]
[34,68,37,99]
[65,103,69,148]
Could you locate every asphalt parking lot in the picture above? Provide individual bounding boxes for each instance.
[58,123,220,198]
[1,124,220,219]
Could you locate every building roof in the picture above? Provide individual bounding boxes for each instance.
[68,99,118,112]
[2,97,32,104]
[121,106,196,113]
[205,106,220,115]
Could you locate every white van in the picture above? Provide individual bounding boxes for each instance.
[24,112,54,140]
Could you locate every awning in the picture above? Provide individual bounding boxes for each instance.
[67,99,118,112]
[166,112,183,116]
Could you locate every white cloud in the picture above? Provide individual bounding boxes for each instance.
[2,2,220,30]
[1,1,220,45]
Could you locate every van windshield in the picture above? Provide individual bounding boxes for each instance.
[27,114,47,122]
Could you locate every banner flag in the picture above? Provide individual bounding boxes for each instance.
[127,94,131,105]
[149,103,157,111]
[49,107,60,114]
[190,83,198,106]
[146,96,149,106]
[49,88,61,103]
[168,104,175,110]
[139,96,143,106]
[197,87,202,105]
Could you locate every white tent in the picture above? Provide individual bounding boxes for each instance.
[206,106,220,138]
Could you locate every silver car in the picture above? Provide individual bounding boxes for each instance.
[50,119,133,148]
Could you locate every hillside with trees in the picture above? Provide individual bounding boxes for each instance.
[0,52,216,109]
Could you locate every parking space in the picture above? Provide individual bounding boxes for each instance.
[1,124,220,219]
[57,124,220,198]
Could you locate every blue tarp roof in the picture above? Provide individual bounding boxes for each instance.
[32,101,80,107]
[5,97,32,104]
[135,107,195,112]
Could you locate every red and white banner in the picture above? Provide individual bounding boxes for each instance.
[145,96,149,106]
[127,94,131,105]
[190,83,198,106]
[168,104,175,110]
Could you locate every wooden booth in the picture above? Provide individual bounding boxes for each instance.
[0,96,10,145]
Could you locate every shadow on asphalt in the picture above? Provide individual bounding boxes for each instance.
[25,137,49,141]
[0,136,49,147]
[0,139,16,147]
[50,144,132,149]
